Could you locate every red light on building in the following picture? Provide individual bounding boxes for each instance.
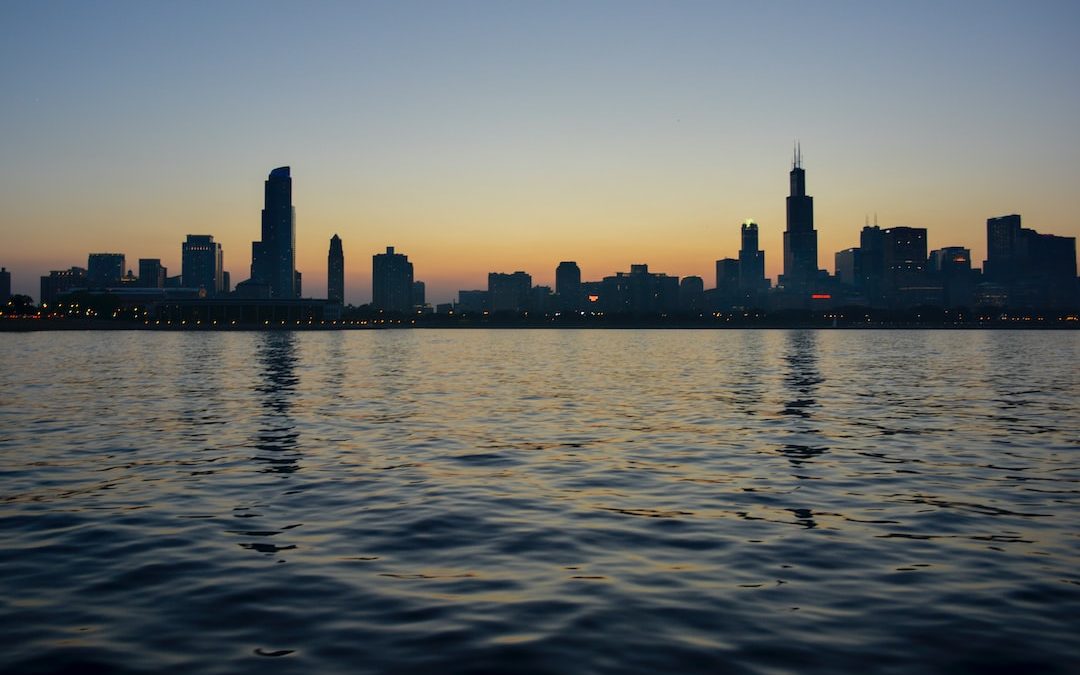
[587,294,599,303]
[811,294,832,300]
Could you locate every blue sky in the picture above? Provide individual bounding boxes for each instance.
[2,1,1078,302]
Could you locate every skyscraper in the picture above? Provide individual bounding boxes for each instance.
[0,267,10,303]
[860,225,886,307]
[883,226,929,305]
[138,259,166,288]
[372,246,414,312]
[488,272,532,312]
[780,145,819,290]
[738,220,766,293]
[251,166,297,299]
[328,234,344,304]
[87,253,125,288]
[985,214,1022,283]
[555,261,582,311]
[182,235,224,296]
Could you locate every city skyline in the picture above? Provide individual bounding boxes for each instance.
[8,156,1079,311]
[2,2,1080,303]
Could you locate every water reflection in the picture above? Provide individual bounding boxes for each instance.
[777,331,829,469]
[251,333,301,474]
[780,330,822,418]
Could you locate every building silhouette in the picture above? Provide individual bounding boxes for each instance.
[739,220,767,295]
[555,261,582,312]
[488,271,532,312]
[372,246,414,312]
[834,248,861,288]
[679,276,705,312]
[138,259,166,289]
[182,235,224,296]
[882,226,933,306]
[929,246,974,308]
[601,264,678,314]
[984,214,1022,284]
[714,258,740,309]
[328,234,344,305]
[0,267,10,303]
[979,214,1076,309]
[780,145,820,291]
[250,166,298,299]
[87,253,125,288]
[859,225,886,307]
[457,289,488,313]
[412,281,426,308]
[40,267,87,305]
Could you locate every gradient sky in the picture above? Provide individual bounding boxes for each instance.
[2,1,1078,304]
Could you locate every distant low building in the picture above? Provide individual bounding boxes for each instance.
[40,267,88,305]
[456,290,488,313]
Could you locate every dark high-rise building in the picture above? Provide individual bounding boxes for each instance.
[250,166,297,299]
[679,276,705,312]
[883,226,931,306]
[327,234,344,304]
[835,248,862,287]
[412,281,426,308]
[87,253,125,288]
[738,220,767,293]
[860,225,886,307]
[457,290,489,313]
[182,235,224,296]
[372,246,414,312]
[780,145,819,290]
[715,258,740,292]
[40,267,87,305]
[981,214,1077,308]
[488,271,532,312]
[555,261,582,311]
[0,267,10,303]
[929,246,974,308]
[1015,229,1077,308]
[601,264,679,314]
[138,259,166,288]
[985,214,1022,283]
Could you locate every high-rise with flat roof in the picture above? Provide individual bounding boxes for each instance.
[138,259,166,288]
[985,214,1022,283]
[182,235,223,296]
[87,253,125,288]
[555,261,582,311]
[372,246,414,312]
[488,271,532,312]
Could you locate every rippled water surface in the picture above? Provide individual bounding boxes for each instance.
[1,329,1078,674]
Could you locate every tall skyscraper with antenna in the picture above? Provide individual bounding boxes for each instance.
[780,144,820,291]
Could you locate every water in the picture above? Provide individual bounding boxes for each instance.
[0,329,1077,675]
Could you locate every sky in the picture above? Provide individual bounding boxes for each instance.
[2,1,1079,304]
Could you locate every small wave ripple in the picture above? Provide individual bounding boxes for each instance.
[0,329,1078,674]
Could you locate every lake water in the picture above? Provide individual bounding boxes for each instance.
[1,329,1078,674]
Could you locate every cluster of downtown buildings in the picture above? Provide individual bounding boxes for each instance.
[6,153,1078,322]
